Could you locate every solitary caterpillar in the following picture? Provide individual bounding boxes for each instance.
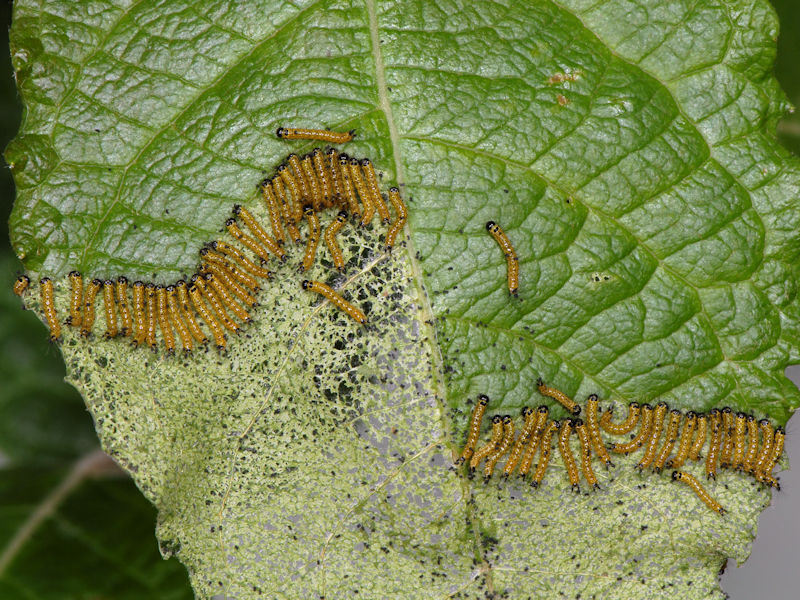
[259,180,285,246]
[688,413,707,462]
[189,283,226,351]
[132,281,147,347]
[339,154,360,221]
[753,419,775,482]
[276,126,355,144]
[719,407,735,469]
[536,379,581,416]
[672,470,726,516]
[156,285,176,355]
[486,220,519,296]
[743,415,759,473]
[732,412,748,471]
[176,280,208,345]
[145,283,158,351]
[301,280,367,325]
[762,427,785,489]
[287,154,310,205]
[349,158,374,227]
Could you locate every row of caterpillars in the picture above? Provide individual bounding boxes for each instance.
[457,381,786,516]
[11,128,409,352]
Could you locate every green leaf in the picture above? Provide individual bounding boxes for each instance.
[7,1,800,598]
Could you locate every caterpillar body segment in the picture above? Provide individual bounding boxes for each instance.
[302,280,367,325]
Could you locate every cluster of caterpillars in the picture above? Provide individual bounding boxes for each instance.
[457,381,786,516]
[12,127,408,352]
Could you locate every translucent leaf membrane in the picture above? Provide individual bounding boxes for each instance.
[8,0,800,598]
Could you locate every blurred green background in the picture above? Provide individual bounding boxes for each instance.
[0,0,797,597]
